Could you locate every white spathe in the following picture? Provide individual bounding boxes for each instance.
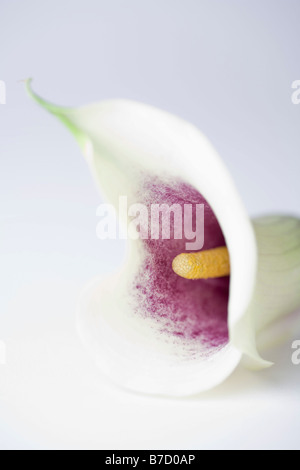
[26,80,300,396]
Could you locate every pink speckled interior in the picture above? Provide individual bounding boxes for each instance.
[131,176,230,355]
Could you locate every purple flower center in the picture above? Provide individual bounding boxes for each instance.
[132,177,229,356]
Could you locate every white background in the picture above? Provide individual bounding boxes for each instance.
[0,0,300,449]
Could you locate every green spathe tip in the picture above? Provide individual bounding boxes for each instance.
[25,79,87,149]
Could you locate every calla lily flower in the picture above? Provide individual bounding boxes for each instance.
[26,80,300,397]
